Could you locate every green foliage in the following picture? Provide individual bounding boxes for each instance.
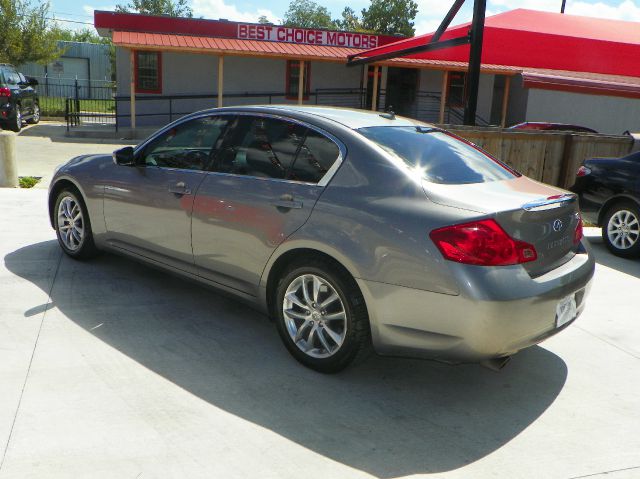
[361,0,418,36]
[283,0,334,29]
[19,176,41,188]
[258,15,271,24]
[334,7,367,32]
[115,0,193,17]
[0,0,63,65]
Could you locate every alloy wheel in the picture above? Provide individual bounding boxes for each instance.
[57,196,85,251]
[607,209,640,250]
[282,274,347,359]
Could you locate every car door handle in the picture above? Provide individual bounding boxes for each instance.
[271,194,303,209]
[169,181,191,195]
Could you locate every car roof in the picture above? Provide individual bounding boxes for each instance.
[206,105,432,130]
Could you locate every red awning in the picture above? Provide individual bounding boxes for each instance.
[353,9,640,78]
[521,70,640,99]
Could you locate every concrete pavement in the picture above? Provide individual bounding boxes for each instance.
[0,188,639,478]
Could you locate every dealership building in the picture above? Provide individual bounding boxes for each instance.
[95,9,640,134]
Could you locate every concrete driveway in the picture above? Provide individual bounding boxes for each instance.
[1,197,639,476]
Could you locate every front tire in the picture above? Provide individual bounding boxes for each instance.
[274,260,371,373]
[27,103,40,124]
[602,201,640,258]
[53,188,99,260]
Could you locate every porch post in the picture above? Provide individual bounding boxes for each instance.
[298,60,305,105]
[129,49,136,130]
[371,65,379,111]
[439,70,449,124]
[218,56,224,108]
[500,75,511,128]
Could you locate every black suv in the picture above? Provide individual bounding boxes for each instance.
[0,64,40,132]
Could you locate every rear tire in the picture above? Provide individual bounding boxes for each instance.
[274,259,371,373]
[602,201,640,258]
[9,107,22,132]
[53,188,99,260]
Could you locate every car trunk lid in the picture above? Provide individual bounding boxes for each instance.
[423,176,581,276]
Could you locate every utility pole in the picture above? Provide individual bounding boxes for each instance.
[561,0,567,13]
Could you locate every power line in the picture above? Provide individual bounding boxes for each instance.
[48,17,95,26]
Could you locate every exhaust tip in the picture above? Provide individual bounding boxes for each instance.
[480,356,512,372]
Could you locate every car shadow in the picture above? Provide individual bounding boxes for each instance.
[5,241,568,477]
[586,232,640,279]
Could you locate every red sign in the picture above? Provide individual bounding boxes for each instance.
[238,24,379,48]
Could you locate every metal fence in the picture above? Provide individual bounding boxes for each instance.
[32,76,115,117]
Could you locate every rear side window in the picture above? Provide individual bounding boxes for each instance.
[289,129,340,183]
[359,126,517,185]
[214,116,306,179]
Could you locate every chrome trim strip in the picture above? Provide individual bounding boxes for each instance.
[522,194,576,211]
[133,109,346,187]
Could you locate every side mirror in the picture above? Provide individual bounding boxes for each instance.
[27,77,38,86]
[113,146,135,166]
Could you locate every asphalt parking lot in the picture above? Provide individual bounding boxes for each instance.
[1,127,639,478]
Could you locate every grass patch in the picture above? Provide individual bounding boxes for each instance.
[19,176,41,188]
[39,97,116,117]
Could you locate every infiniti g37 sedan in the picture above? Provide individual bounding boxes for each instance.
[48,106,595,373]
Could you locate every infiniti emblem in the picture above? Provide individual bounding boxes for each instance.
[553,219,563,232]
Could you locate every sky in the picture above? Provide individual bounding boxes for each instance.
[48,0,640,36]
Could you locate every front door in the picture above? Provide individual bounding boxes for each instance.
[103,115,231,271]
[385,67,418,117]
[192,115,343,295]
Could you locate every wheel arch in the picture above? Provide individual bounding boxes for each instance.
[262,245,364,320]
[48,178,86,228]
[598,194,640,226]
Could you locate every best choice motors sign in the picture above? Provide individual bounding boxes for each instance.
[238,24,379,49]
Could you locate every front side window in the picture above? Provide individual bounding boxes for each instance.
[286,61,311,100]
[135,51,162,93]
[141,116,230,170]
[359,126,517,185]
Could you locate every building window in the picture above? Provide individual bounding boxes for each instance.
[286,60,310,100]
[446,71,466,107]
[135,51,162,94]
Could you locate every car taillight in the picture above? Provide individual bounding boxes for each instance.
[430,219,537,266]
[0,87,10,97]
[574,214,584,244]
[576,166,591,177]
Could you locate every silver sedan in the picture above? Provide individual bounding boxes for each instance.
[48,106,595,372]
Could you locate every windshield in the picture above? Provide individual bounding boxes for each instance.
[359,126,518,185]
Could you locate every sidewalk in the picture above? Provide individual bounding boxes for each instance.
[0,188,639,478]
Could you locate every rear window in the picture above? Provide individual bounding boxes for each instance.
[359,126,517,185]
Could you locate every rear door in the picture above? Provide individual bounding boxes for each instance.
[192,114,343,294]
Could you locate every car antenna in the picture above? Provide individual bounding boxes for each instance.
[379,106,395,120]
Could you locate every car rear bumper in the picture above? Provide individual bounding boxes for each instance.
[357,240,595,362]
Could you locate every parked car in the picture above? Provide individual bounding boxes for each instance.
[48,106,595,372]
[0,63,40,132]
[571,150,640,258]
[509,122,597,134]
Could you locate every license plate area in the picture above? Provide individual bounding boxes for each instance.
[556,294,577,328]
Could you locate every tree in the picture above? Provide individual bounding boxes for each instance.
[0,0,62,65]
[361,0,418,36]
[283,0,334,29]
[258,15,271,24]
[334,7,366,32]
[115,0,193,18]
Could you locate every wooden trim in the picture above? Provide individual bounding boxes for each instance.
[439,70,448,123]
[217,56,224,108]
[371,65,379,111]
[129,50,136,129]
[298,60,305,105]
[134,50,162,94]
[501,75,511,127]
